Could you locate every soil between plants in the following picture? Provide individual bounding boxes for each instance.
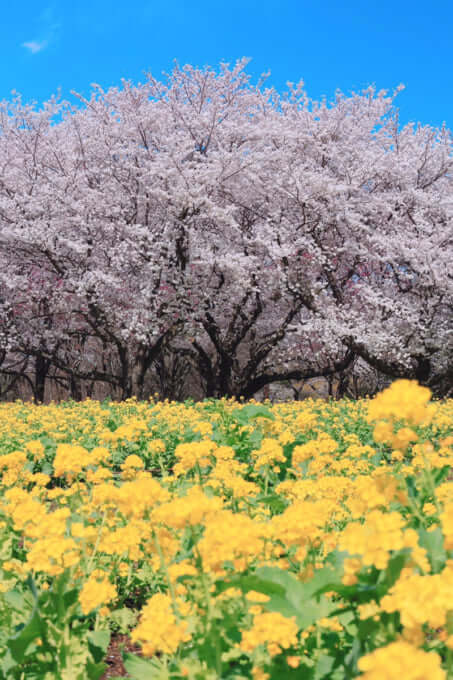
[100,634,142,679]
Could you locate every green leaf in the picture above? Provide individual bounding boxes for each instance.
[3,589,26,612]
[123,653,165,679]
[0,535,13,561]
[270,657,314,679]
[8,609,45,662]
[87,629,110,663]
[256,494,288,514]
[86,659,108,680]
[63,587,80,609]
[418,526,446,572]
[0,649,16,676]
[218,560,344,629]
[108,607,138,633]
[248,429,263,449]
[232,405,275,423]
[26,573,39,602]
[314,654,335,679]
[215,574,286,598]
[382,551,409,589]
[250,566,337,628]
[261,555,343,602]
[344,637,362,676]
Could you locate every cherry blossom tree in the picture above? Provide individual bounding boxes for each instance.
[0,60,451,400]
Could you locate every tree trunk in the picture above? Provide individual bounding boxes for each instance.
[70,375,83,401]
[34,355,50,403]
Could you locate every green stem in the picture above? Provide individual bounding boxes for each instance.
[195,547,222,677]
[153,530,180,618]
[86,511,107,572]
[402,478,426,528]
[158,453,167,478]
[421,450,442,515]
[195,462,204,487]
[264,471,269,496]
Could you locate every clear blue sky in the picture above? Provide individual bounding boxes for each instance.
[1,0,452,130]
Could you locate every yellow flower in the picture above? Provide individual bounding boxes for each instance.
[440,503,453,550]
[358,602,380,620]
[391,427,418,451]
[120,454,145,479]
[339,510,407,570]
[53,443,90,478]
[251,438,286,468]
[245,591,270,603]
[423,502,437,517]
[121,454,144,469]
[24,440,45,460]
[357,641,445,680]
[240,611,299,656]
[368,380,433,426]
[118,562,130,577]
[173,440,217,476]
[317,616,343,631]
[131,593,191,656]
[251,668,270,680]
[373,421,394,445]
[79,574,117,615]
[380,565,453,629]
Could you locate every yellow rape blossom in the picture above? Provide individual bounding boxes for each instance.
[357,641,445,680]
[131,592,191,656]
[239,611,299,656]
[79,573,117,614]
[339,510,408,570]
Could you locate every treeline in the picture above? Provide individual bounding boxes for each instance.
[1,61,452,402]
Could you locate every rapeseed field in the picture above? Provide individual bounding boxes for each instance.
[0,380,452,679]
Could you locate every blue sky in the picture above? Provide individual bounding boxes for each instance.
[1,1,452,130]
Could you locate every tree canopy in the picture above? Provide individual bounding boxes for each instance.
[0,60,452,401]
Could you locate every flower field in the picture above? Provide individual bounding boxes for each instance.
[0,381,453,679]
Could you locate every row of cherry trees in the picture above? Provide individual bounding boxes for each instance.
[0,60,452,401]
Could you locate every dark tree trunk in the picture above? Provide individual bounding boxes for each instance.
[34,355,50,402]
[70,375,83,401]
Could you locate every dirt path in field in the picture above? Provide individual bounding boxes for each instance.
[101,634,142,679]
